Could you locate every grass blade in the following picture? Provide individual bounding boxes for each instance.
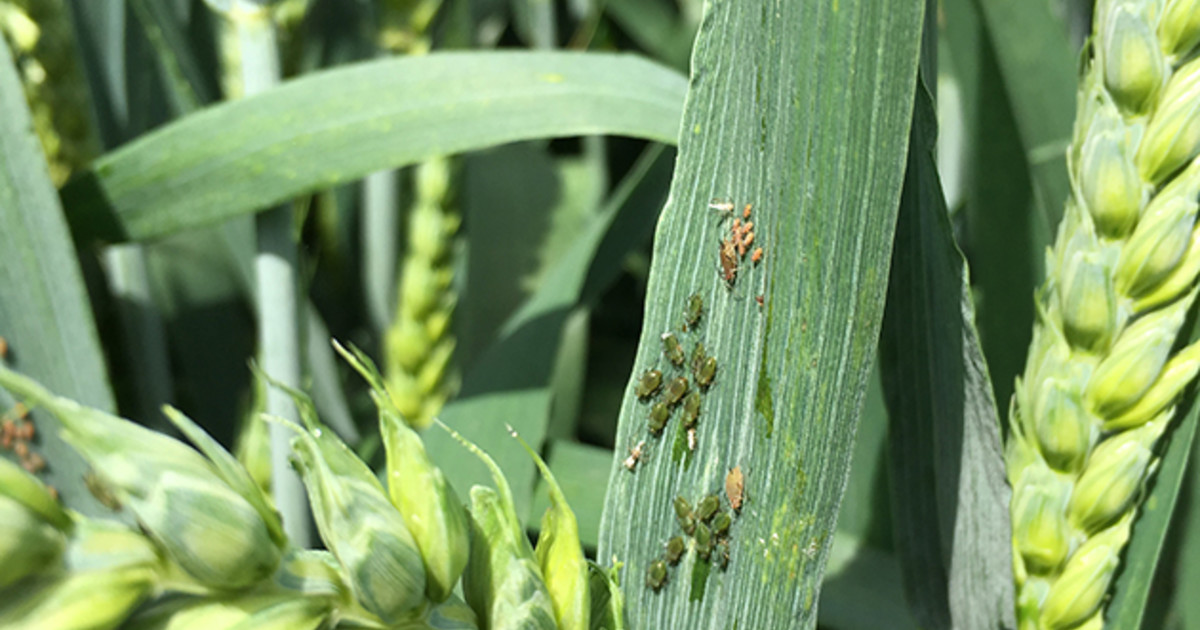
[61,51,687,243]
[879,48,1014,629]
[595,0,923,627]
[0,39,116,516]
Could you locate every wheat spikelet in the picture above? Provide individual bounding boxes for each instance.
[1008,1,1200,627]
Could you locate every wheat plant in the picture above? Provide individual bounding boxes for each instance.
[1007,1,1200,628]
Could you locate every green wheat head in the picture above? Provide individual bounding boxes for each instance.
[1007,1,1200,628]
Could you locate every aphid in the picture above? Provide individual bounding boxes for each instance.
[646,560,669,591]
[717,539,731,570]
[84,471,122,511]
[673,496,693,520]
[690,341,706,375]
[661,332,685,367]
[665,536,686,565]
[664,377,689,406]
[696,495,720,523]
[694,523,714,561]
[0,335,7,358]
[719,237,739,288]
[687,427,697,451]
[742,230,756,251]
[696,356,717,389]
[684,293,703,330]
[636,369,663,400]
[624,440,646,471]
[712,511,732,537]
[678,513,697,536]
[23,451,44,473]
[682,392,702,429]
[756,295,765,307]
[648,403,670,436]
[752,247,764,265]
[13,440,28,458]
[18,420,34,442]
[726,466,745,513]
[709,199,735,216]
[742,203,753,220]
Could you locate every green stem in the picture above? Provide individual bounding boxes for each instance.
[234,2,310,547]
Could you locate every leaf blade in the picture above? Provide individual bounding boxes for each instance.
[62,51,687,243]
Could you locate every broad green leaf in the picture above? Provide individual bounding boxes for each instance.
[0,40,116,517]
[61,52,687,244]
[595,1,923,628]
[878,49,1014,630]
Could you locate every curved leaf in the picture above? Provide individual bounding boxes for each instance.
[61,51,687,243]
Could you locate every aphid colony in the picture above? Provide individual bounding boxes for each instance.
[627,292,719,471]
[709,200,765,289]
[646,470,746,592]
[1,401,44,475]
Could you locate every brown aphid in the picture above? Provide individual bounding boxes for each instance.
[726,466,745,513]
[0,335,7,358]
[23,452,45,473]
[719,237,739,288]
[742,203,753,220]
[14,440,29,458]
[752,247,764,265]
[18,420,34,442]
[742,230,756,250]
[756,295,765,307]
[624,440,646,471]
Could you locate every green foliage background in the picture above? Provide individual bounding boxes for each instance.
[2,0,1199,628]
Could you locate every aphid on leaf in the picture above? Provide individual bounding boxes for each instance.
[690,342,706,376]
[694,523,714,561]
[624,440,646,471]
[664,377,689,407]
[648,403,670,436]
[673,496,693,520]
[717,539,731,570]
[665,536,686,565]
[674,496,696,535]
[742,203,753,220]
[636,369,663,400]
[752,247,764,265]
[719,237,739,288]
[726,466,745,513]
[696,495,720,523]
[647,560,669,591]
[661,332,685,367]
[684,293,704,331]
[712,511,732,537]
[709,198,735,217]
[682,392,702,429]
[696,357,717,389]
[756,295,765,307]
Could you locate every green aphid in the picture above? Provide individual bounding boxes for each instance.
[648,403,670,436]
[682,392,702,429]
[673,496,692,520]
[712,511,732,537]
[717,539,730,571]
[661,332,685,367]
[664,377,690,407]
[690,342,706,375]
[678,513,696,536]
[696,495,720,523]
[684,293,703,330]
[694,523,714,561]
[665,536,686,566]
[696,356,718,389]
[646,560,668,592]
[636,369,663,400]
